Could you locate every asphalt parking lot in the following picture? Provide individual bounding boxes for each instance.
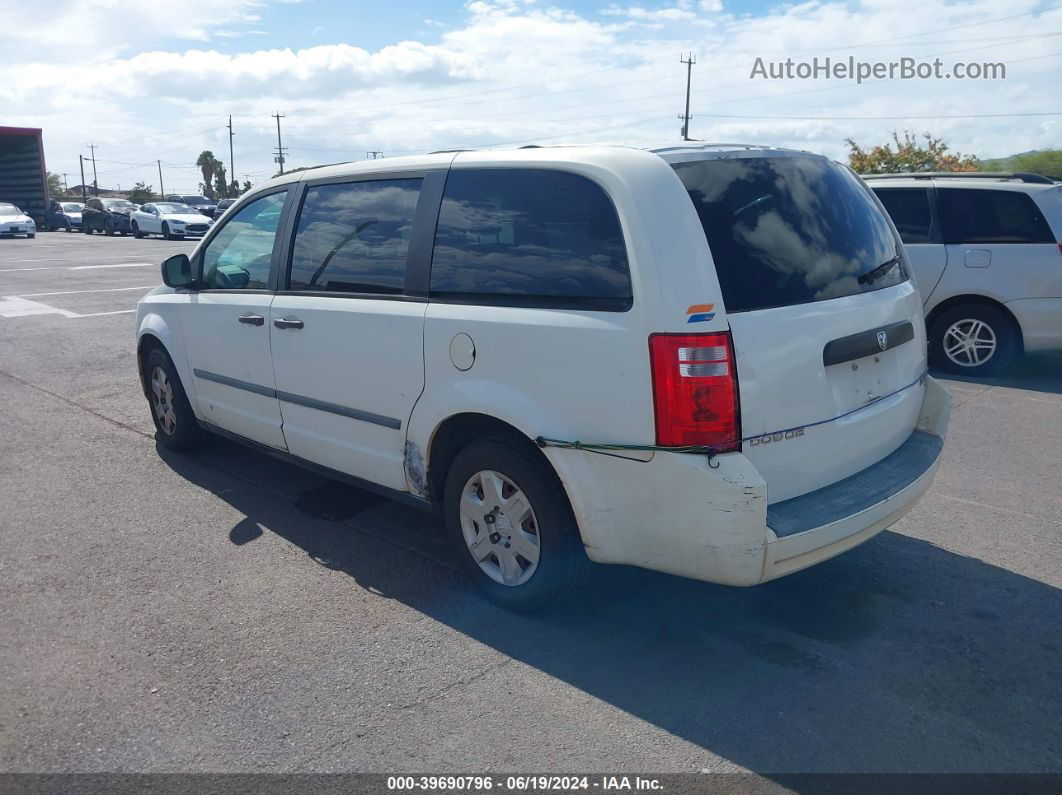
[1,231,1060,776]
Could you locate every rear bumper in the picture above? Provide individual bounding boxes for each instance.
[550,376,950,586]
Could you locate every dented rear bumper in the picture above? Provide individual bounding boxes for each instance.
[545,376,950,586]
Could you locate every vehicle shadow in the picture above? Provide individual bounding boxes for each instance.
[159,441,1062,774]
[932,351,1062,395]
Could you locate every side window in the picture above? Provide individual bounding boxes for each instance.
[939,188,1054,244]
[200,190,287,290]
[429,169,632,309]
[873,188,932,244]
[287,178,421,294]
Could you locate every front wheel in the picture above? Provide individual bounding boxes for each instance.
[162,222,176,241]
[104,220,115,236]
[132,222,143,239]
[27,233,35,238]
[144,347,208,451]
[930,303,1019,376]
[444,436,586,611]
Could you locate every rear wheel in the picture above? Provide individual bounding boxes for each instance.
[144,346,208,451]
[930,303,1018,376]
[444,436,586,611]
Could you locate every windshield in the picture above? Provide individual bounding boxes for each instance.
[182,196,210,206]
[672,155,906,313]
[104,200,135,209]
[62,203,83,212]
[0,205,20,217]
[156,203,194,214]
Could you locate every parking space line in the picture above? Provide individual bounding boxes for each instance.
[0,262,155,273]
[8,285,158,298]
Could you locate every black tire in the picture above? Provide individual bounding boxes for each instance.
[132,222,143,239]
[930,303,1019,377]
[104,220,115,236]
[65,221,72,232]
[143,346,208,452]
[162,222,175,241]
[443,436,587,611]
[27,233,35,239]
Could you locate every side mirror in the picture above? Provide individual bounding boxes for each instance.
[161,254,194,289]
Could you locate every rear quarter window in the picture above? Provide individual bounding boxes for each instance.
[937,188,1055,244]
[429,168,632,310]
[673,155,905,313]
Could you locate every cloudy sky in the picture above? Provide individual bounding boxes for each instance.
[3,0,1060,194]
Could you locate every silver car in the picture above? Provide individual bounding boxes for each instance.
[867,172,1062,375]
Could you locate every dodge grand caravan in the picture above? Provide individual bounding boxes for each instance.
[136,144,950,609]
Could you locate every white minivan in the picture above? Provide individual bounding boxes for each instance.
[136,144,950,609]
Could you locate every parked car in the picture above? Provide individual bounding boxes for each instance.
[45,200,84,232]
[0,202,36,237]
[131,202,214,240]
[214,198,237,217]
[165,194,218,218]
[866,172,1062,375]
[81,197,136,235]
[137,144,950,609]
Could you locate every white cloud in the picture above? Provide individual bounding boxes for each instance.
[4,0,1060,192]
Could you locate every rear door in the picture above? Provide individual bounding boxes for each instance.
[267,172,433,492]
[872,186,948,303]
[182,188,290,449]
[934,187,1061,302]
[672,153,927,503]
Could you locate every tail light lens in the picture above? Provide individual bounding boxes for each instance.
[649,332,740,452]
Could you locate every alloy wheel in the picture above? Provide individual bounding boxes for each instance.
[459,470,541,586]
[150,365,177,436]
[943,318,997,368]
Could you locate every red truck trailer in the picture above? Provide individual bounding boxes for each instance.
[0,126,49,227]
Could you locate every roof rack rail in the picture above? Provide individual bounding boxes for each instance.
[862,171,1054,184]
[429,149,472,154]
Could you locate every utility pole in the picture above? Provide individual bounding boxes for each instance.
[87,143,99,195]
[679,53,696,141]
[271,111,287,175]
[62,173,69,193]
[157,160,165,200]
[227,115,235,195]
[79,155,87,201]
[366,150,384,160]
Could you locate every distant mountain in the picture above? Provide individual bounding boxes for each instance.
[979,149,1053,170]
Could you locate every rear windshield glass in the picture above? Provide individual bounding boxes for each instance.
[673,156,905,313]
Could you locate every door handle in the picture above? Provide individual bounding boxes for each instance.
[238,314,264,326]
[273,317,304,330]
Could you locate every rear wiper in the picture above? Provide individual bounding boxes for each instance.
[858,255,901,285]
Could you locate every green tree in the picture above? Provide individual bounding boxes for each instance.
[214,165,228,199]
[195,150,221,198]
[47,171,63,197]
[846,131,979,174]
[242,180,252,194]
[127,181,154,205]
[1002,150,1062,180]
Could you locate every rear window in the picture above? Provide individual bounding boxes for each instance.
[873,188,932,244]
[673,156,905,313]
[937,188,1054,244]
[429,168,632,310]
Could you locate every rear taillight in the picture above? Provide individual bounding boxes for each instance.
[649,332,740,452]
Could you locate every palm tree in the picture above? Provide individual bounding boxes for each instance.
[196,151,220,198]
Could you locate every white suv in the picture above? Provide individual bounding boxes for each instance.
[137,144,950,609]
[866,172,1062,376]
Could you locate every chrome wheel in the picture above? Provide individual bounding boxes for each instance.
[943,318,997,368]
[459,470,540,587]
[150,365,177,436]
